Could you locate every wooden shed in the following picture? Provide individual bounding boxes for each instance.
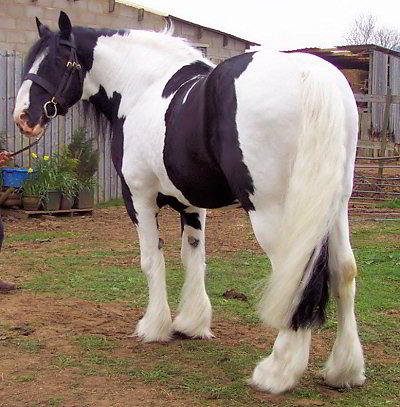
[286,45,400,155]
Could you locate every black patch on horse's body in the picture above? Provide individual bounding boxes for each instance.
[89,86,121,122]
[181,211,201,231]
[74,27,127,73]
[156,193,187,212]
[162,61,213,98]
[156,193,202,231]
[163,53,256,211]
[291,239,330,330]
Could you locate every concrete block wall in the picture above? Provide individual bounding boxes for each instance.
[0,0,250,62]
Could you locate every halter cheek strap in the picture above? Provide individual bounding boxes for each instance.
[25,39,83,119]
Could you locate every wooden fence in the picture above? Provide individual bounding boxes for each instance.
[353,90,400,209]
[0,50,122,204]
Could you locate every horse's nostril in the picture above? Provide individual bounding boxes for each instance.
[19,112,29,123]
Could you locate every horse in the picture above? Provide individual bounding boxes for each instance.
[14,11,365,394]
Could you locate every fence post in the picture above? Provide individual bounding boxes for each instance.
[377,87,392,188]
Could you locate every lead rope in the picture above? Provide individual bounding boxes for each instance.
[8,134,43,158]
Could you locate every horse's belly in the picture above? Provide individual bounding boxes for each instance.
[161,158,237,209]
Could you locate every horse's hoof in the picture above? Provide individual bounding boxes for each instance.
[134,316,172,343]
[172,329,214,340]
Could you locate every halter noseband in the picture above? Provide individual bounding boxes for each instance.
[25,39,83,119]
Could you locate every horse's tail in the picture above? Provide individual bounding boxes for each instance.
[259,67,348,330]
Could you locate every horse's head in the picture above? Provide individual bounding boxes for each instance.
[14,11,83,138]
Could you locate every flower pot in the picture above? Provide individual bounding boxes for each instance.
[22,195,41,211]
[0,191,22,208]
[43,190,62,211]
[74,188,94,209]
[60,194,74,210]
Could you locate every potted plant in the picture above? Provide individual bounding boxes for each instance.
[59,171,79,210]
[36,154,63,211]
[22,153,62,211]
[56,147,80,210]
[21,176,44,211]
[67,128,98,209]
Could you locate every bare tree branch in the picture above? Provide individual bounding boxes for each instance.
[344,14,376,45]
[373,28,400,50]
[343,13,400,51]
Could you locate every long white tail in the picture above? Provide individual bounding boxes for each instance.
[259,68,348,330]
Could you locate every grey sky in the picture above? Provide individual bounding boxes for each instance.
[120,0,400,50]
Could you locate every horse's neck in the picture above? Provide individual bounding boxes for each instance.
[75,28,205,121]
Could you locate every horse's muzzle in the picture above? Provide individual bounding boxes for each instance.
[14,112,46,138]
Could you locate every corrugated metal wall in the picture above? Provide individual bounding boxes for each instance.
[371,50,400,143]
[389,55,400,141]
[371,51,388,133]
[0,50,121,203]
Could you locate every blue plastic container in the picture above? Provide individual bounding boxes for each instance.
[3,167,30,188]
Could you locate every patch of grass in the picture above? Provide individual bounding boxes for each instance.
[96,198,124,208]
[26,263,146,303]
[15,374,35,383]
[5,230,77,243]
[75,335,117,351]
[47,397,64,407]
[11,338,45,353]
[351,221,400,249]
[207,252,268,324]
[51,353,83,370]
[376,199,400,209]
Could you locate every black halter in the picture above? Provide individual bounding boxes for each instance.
[24,38,83,119]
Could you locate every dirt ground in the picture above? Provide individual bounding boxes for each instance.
[0,207,396,406]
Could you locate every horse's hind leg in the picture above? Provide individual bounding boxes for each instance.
[322,203,365,387]
[249,209,312,393]
[251,328,311,393]
[172,207,213,338]
[134,196,172,342]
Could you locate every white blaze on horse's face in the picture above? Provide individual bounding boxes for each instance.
[14,50,48,138]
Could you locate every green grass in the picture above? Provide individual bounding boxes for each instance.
[2,219,399,406]
[95,197,124,208]
[376,199,400,209]
[11,338,45,353]
[5,230,78,243]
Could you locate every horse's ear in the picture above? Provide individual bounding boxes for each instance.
[58,11,72,39]
[36,17,50,38]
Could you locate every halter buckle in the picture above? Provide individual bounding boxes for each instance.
[43,97,58,119]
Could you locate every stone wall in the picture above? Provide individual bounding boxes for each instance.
[0,0,251,62]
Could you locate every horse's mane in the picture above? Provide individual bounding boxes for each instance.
[80,24,212,138]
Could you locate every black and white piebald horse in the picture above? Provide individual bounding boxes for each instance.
[14,12,365,393]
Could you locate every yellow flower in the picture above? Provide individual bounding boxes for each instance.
[44,155,49,161]
[31,152,37,158]
[28,168,33,173]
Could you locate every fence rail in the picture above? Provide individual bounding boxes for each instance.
[352,154,400,207]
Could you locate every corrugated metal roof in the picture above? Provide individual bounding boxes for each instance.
[285,44,400,70]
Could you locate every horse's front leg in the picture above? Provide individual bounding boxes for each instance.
[134,197,172,342]
[172,208,213,338]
